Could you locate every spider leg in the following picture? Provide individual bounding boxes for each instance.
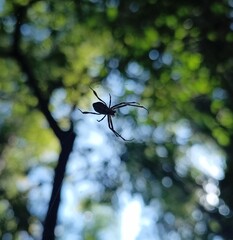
[90,87,107,105]
[108,115,123,139]
[107,116,133,141]
[78,109,101,115]
[97,115,106,122]
[108,94,112,108]
[112,102,148,112]
[112,101,141,109]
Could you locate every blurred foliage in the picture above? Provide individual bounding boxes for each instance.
[1,0,233,239]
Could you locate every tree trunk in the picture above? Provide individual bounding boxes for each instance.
[42,130,76,240]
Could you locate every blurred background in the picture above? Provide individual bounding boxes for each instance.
[1,0,233,239]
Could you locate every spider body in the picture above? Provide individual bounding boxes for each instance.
[79,88,148,141]
[93,102,115,116]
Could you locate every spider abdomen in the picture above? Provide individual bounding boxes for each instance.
[93,102,115,115]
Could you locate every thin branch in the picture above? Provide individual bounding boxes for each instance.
[12,4,63,141]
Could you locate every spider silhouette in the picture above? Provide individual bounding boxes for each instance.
[79,88,148,141]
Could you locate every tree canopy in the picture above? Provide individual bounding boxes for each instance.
[1,0,233,239]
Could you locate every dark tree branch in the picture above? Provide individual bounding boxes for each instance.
[10,3,77,240]
[14,51,64,140]
[12,5,63,141]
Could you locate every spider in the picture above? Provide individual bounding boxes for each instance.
[79,87,148,141]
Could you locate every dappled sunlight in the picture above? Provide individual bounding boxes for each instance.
[21,24,51,42]
[50,88,71,121]
[188,144,225,180]
[120,196,142,240]
[106,70,125,96]
[118,192,160,240]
